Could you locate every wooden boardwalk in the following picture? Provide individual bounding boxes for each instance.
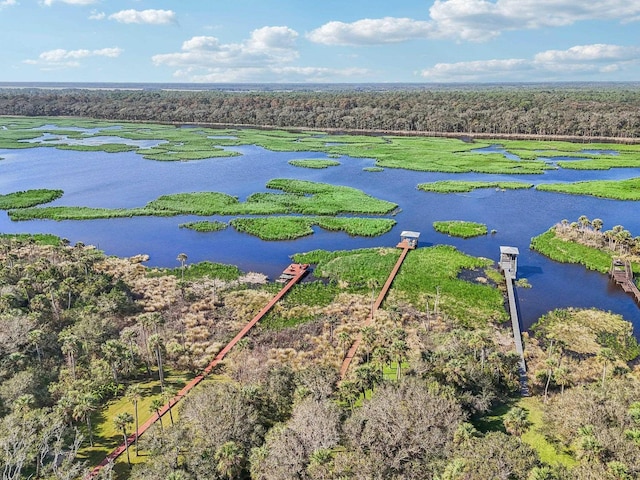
[339,240,413,378]
[498,246,528,395]
[610,259,640,304]
[86,264,309,479]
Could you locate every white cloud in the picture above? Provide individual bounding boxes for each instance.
[307,17,434,46]
[155,27,368,82]
[153,26,299,69]
[429,0,640,41]
[108,9,176,25]
[88,10,105,20]
[420,58,531,80]
[308,1,640,46]
[24,47,123,69]
[42,0,97,5]
[0,0,18,8]
[534,44,640,63]
[419,43,640,81]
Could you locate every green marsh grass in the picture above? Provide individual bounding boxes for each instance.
[230,216,396,240]
[288,159,341,169]
[179,220,228,232]
[294,245,505,325]
[418,180,533,193]
[0,189,63,209]
[158,260,242,281]
[0,233,61,245]
[530,228,617,273]
[433,220,488,238]
[536,177,640,200]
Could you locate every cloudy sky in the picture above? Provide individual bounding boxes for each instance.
[2,0,640,83]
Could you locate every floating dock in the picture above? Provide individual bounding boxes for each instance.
[610,258,640,304]
[87,263,309,478]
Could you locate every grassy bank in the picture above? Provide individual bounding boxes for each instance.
[536,177,640,200]
[433,220,488,238]
[230,216,396,240]
[530,228,617,273]
[8,179,397,221]
[0,189,63,209]
[179,220,228,232]
[288,159,341,169]
[418,180,533,193]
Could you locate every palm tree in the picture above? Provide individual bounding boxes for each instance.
[28,329,45,363]
[150,397,165,432]
[73,392,98,447]
[592,218,603,232]
[215,441,244,479]
[125,384,143,455]
[114,412,134,467]
[101,339,128,384]
[354,363,381,398]
[148,334,166,389]
[176,253,188,282]
[162,385,178,426]
[576,425,602,463]
[337,331,352,358]
[360,326,376,362]
[554,365,571,395]
[598,347,617,389]
[390,339,408,381]
[371,345,391,376]
[503,406,531,438]
[59,329,80,379]
[337,380,359,411]
[120,328,138,367]
[542,355,557,403]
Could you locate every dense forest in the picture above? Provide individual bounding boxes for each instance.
[1,236,639,479]
[1,85,640,140]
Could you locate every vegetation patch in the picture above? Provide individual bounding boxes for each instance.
[0,232,61,245]
[0,189,63,209]
[531,228,617,273]
[288,159,341,169]
[294,245,506,325]
[363,167,384,172]
[162,260,242,281]
[418,180,533,193]
[433,220,488,238]
[9,180,396,222]
[179,220,228,232]
[530,219,639,274]
[230,216,396,240]
[536,177,640,200]
[532,308,640,361]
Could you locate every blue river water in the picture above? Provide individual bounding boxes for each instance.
[0,138,639,333]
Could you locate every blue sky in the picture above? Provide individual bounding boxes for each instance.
[2,0,640,83]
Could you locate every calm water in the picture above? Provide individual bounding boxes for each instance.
[1,139,639,333]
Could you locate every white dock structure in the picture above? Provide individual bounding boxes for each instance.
[499,246,527,382]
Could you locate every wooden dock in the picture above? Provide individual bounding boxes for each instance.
[610,259,640,304]
[339,240,414,378]
[498,246,528,395]
[86,263,309,478]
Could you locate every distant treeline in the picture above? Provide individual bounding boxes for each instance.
[1,85,640,139]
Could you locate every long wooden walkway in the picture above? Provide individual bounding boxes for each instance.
[498,247,528,395]
[339,240,413,378]
[610,259,640,304]
[86,263,309,479]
